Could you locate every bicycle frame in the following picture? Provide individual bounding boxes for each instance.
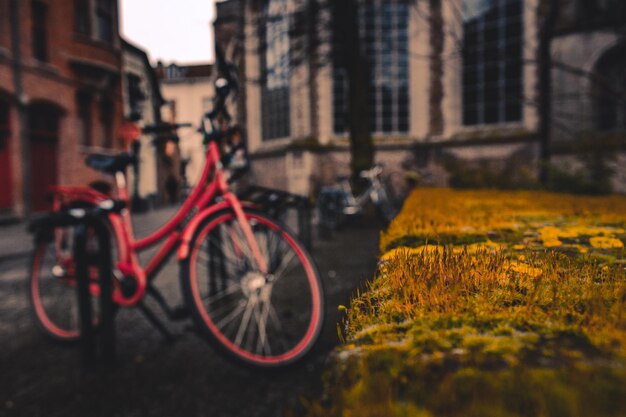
[338,173,385,214]
[51,140,268,308]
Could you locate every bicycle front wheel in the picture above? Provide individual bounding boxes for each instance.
[181,209,324,368]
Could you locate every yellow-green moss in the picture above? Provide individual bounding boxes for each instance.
[311,189,626,417]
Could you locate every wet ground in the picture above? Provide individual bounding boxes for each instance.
[0,208,379,417]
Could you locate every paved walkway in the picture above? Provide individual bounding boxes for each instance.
[0,207,381,417]
[0,206,183,262]
[0,222,33,262]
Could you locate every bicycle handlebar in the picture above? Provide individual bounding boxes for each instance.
[198,45,240,141]
[142,123,193,146]
[359,164,384,179]
[142,123,193,134]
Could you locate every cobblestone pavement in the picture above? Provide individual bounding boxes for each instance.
[0,207,380,417]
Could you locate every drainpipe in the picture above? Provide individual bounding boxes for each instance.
[9,0,31,218]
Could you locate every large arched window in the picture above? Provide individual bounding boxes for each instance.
[462,0,524,126]
[593,44,626,132]
[261,0,291,140]
[333,0,410,135]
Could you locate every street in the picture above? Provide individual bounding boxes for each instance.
[0,207,379,417]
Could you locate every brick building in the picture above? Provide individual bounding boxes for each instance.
[0,0,124,218]
[121,38,164,208]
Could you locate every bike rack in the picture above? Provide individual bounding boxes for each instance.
[29,202,124,366]
[238,185,312,250]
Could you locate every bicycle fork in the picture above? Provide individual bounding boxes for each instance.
[223,192,269,275]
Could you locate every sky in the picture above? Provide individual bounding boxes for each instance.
[120,0,216,65]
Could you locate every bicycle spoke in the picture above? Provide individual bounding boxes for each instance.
[215,301,247,330]
[206,297,242,324]
[251,301,263,354]
[234,297,255,348]
[201,284,241,304]
[267,303,290,353]
[267,230,285,273]
[200,235,245,271]
[256,289,273,356]
[271,250,298,283]
[230,222,258,269]
[196,252,242,281]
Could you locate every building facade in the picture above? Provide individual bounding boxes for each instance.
[241,0,626,195]
[0,0,125,217]
[214,0,245,125]
[121,39,164,208]
[156,63,214,192]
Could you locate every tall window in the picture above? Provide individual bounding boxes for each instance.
[333,0,410,135]
[77,92,93,146]
[594,46,626,132]
[0,99,8,139]
[261,0,290,140]
[126,73,145,121]
[32,1,48,62]
[75,0,91,35]
[100,97,113,148]
[462,0,524,126]
[165,64,185,80]
[96,0,114,44]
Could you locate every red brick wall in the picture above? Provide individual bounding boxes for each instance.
[0,0,10,51]
[0,0,124,215]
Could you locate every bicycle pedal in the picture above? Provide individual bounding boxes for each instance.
[183,324,200,335]
[169,306,190,321]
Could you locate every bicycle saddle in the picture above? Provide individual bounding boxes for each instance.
[85,153,136,174]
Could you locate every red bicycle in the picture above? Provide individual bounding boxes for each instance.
[28,77,324,368]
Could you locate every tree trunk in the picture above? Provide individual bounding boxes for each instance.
[334,0,374,183]
[537,0,560,185]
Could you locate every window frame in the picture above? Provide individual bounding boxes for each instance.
[332,0,410,136]
[76,92,93,147]
[260,0,291,141]
[31,0,48,62]
[74,0,91,36]
[99,96,114,148]
[96,0,114,44]
[461,0,525,127]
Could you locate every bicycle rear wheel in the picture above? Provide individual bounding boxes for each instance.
[29,222,116,343]
[181,209,324,367]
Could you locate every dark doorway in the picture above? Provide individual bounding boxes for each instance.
[0,98,12,210]
[28,103,61,212]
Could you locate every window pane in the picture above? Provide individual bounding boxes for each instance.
[75,0,90,35]
[32,1,48,62]
[97,0,114,43]
[261,0,291,140]
[462,0,524,126]
[332,0,410,134]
